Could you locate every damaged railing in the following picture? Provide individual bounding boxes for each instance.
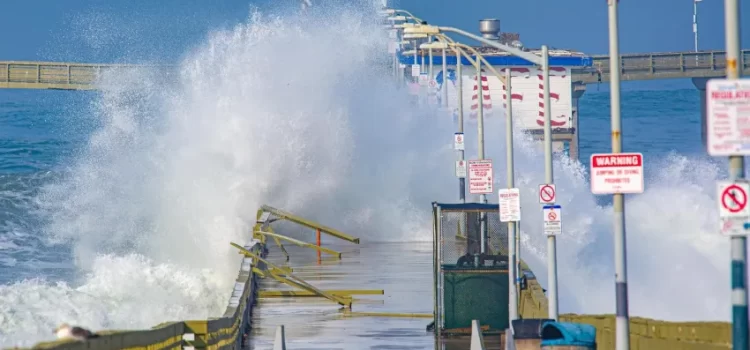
[14,204,367,350]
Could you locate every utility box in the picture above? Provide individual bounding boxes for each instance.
[432,202,509,336]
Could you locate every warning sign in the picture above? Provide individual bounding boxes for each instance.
[543,205,562,235]
[468,159,493,194]
[590,153,644,195]
[499,188,521,222]
[706,79,750,156]
[455,160,467,178]
[539,184,556,204]
[454,133,465,150]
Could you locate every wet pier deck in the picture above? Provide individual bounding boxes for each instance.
[249,242,506,349]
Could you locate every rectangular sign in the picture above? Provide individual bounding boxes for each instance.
[468,159,493,194]
[706,79,750,156]
[499,188,521,222]
[590,153,644,194]
[455,160,467,178]
[454,133,465,150]
[411,64,420,77]
[543,205,562,236]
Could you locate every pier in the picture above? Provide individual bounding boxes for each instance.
[0,6,746,350]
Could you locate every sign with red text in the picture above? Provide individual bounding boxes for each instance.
[468,159,493,194]
[499,188,521,222]
[590,153,644,194]
[706,79,750,156]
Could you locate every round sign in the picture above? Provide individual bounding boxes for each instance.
[539,184,555,203]
[547,211,557,221]
[458,161,464,166]
[722,184,748,213]
[457,135,463,142]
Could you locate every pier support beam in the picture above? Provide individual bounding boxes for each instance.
[692,77,709,148]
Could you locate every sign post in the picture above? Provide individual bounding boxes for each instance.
[708,5,749,343]
[468,160,493,195]
[543,205,562,236]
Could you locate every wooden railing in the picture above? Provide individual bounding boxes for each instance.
[572,49,750,83]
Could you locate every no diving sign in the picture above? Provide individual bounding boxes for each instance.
[718,181,750,218]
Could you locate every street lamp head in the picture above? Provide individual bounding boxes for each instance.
[403,25,440,35]
[402,49,416,55]
[419,42,448,50]
[387,15,406,21]
[393,23,416,29]
[379,8,396,15]
[403,33,428,39]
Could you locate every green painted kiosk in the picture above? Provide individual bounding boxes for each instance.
[431,202,510,337]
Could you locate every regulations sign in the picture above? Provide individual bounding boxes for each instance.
[454,133,465,150]
[411,64,420,77]
[543,205,562,236]
[706,79,750,156]
[590,153,644,194]
[468,159,493,194]
[539,184,556,204]
[499,188,521,222]
[455,160,467,178]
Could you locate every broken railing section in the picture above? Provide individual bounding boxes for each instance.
[231,242,354,308]
[253,204,360,262]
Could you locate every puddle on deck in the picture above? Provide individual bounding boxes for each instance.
[248,242,506,350]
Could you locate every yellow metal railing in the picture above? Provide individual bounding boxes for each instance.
[23,240,261,350]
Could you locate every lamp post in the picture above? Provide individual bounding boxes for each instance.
[406,24,557,320]
[426,37,520,322]
[694,0,702,53]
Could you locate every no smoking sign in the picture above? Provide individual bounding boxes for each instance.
[718,181,750,218]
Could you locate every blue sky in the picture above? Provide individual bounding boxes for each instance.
[0,0,746,90]
[0,0,746,62]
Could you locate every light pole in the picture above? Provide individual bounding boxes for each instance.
[607,0,630,348]
[694,0,702,53]
[723,0,747,347]
[405,24,556,318]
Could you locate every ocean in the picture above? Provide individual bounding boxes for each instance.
[0,6,732,348]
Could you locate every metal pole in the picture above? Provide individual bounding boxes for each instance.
[457,49,465,203]
[725,0,748,347]
[506,66,518,322]
[541,45,559,322]
[442,47,448,108]
[476,58,487,253]
[607,1,630,349]
[413,41,418,83]
[429,46,434,81]
[693,0,699,53]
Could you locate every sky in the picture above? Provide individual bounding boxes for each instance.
[0,0,747,87]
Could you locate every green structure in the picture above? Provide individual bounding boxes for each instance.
[432,202,509,336]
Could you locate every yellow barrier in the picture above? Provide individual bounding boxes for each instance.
[559,314,731,350]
